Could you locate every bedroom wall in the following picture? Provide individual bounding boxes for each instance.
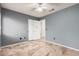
[45,4,79,49]
[0,6,1,46]
[1,8,39,46]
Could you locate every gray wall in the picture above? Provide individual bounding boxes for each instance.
[45,4,79,49]
[0,7,1,46]
[1,8,38,46]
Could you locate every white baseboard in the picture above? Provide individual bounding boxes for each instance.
[46,40,79,52]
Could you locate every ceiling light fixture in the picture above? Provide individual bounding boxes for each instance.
[31,3,55,13]
[32,3,48,12]
[35,7,43,12]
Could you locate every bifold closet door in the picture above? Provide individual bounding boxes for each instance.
[28,19,46,40]
[28,19,41,40]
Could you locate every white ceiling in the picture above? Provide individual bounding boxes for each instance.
[1,3,76,18]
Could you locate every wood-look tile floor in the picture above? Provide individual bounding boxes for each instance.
[0,40,79,56]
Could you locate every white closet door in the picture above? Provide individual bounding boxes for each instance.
[28,19,41,40]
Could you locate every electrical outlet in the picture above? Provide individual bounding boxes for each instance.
[20,37,22,40]
[53,37,55,40]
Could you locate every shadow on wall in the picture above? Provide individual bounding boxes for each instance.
[2,8,29,46]
[2,17,28,46]
[2,34,27,46]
